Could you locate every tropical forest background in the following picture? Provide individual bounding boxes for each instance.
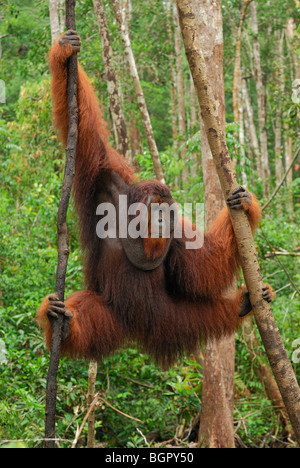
[0,0,299,448]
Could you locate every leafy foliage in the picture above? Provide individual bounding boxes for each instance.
[0,0,299,449]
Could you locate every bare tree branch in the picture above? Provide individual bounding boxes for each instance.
[44,0,78,449]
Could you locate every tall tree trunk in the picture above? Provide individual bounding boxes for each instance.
[274,30,285,186]
[250,0,270,195]
[49,0,65,43]
[93,0,130,161]
[49,0,60,43]
[121,0,132,28]
[111,0,165,183]
[166,0,179,167]
[242,78,262,179]
[193,0,236,449]
[284,17,297,216]
[232,0,252,124]
[59,0,65,34]
[286,17,299,80]
[239,81,247,185]
[284,132,294,216]
[176,0,300,445]
[173,0,188,185]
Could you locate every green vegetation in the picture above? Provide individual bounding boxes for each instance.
[0,0,299,448]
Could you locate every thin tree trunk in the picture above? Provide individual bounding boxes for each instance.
[49,0,61,44]
[87,360,98,448]
[242,78,262,179]
[176,0,300,445]
[121,0,133,29]
[174,0,185,137]
[111,0,165,183]
[239,81,247,185]
[166,0,179,167]
[250,0,270,194]
[285,18,297,216]
[274,121,283,185]
[274,30,285,186]
[45,0,78,448]
[59,0,65,34]
[242,100,254,186]
[232,0,252,124]
[93,0,130,161]
[286,18,299,80]
[173,0,188,185]
[194,0,235,449]
[284,133,294,216]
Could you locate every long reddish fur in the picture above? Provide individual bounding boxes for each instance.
[37,39,262,368]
